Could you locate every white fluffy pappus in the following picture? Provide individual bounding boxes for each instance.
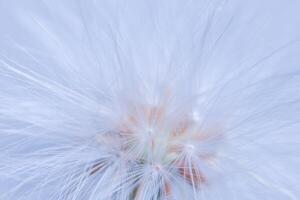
[0,0,300,199]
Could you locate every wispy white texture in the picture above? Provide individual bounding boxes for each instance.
[0,0,299,199]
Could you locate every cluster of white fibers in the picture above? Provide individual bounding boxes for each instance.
[0,0,299,199]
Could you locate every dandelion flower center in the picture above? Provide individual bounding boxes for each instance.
[95,98,223,198]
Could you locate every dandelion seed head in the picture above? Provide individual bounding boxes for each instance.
[1,0,299,199]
